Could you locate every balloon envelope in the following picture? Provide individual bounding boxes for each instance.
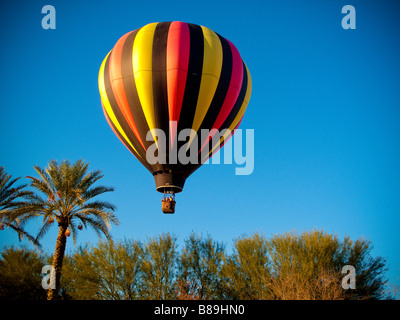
[98,21,251,193]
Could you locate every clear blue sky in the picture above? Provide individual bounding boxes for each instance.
[1,0,399,290]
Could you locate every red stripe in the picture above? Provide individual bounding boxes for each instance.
[211,40,243,132]
[166,21,190,147]
[109,32,146,150]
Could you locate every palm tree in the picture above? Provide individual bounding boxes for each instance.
[21,159,119,300]
[0,166,39,247]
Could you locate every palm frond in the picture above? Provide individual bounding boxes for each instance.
[82,185,115,201]
[2,220,42,250]
[84,215,109,238]
[70,160,90,188]
[35,218,54,241]
[26,176,54,198]
[11,225,41,249]
[0,167,41,249]
[68,220,79,246]
[33,165,56,192]
[1,169,31,211]
[80,169,103,189]
[80,200,117,212]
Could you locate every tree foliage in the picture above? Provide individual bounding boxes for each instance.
[63,239,143,299]
[0,246,47,300]
[141,233,178,299]
[266,230,387,299]
[221,233,272,299]
[0,230,390,300]
[177,233,225,299]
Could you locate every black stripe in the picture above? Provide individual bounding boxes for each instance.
[188,34,233,166]
[177,23,204,132]
[121,28,153,152]
[186,120,239,178]
[219,60,248,131]
[175,23,204,174]
[196,33,233,147]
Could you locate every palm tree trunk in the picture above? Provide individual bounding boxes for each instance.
[47,223,68,300]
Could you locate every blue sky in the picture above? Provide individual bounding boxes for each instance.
[1,0,399,290]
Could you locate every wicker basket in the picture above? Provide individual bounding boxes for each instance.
[162,200,176,214]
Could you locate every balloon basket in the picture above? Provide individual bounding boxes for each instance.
[162,200,176,214]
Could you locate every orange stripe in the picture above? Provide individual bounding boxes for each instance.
[109,32,146,150]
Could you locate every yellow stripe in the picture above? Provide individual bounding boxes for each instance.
[132,22,158,143]
[191,26,223,134]
[187,26,223,149]
[98,53,141,157]
[202,63,252,160]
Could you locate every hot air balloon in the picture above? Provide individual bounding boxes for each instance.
[98,21,251,213]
